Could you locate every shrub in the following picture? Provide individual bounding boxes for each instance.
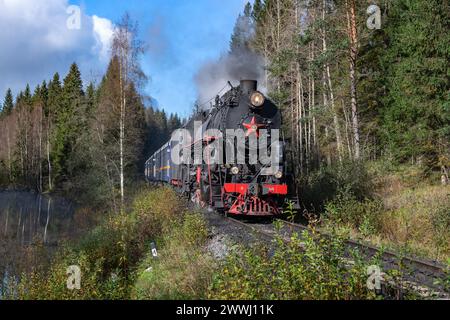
[377,185,450,261]
[132,213,214,300]
[2,186,188,300]
[430,205,450,257]
[324,194,383,236]
[209,224,377,300]
[300,160,374,212]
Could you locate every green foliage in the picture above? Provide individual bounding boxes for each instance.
[52,63,85,185]
[132,213,213,299]
[143,106,181,160]
[321,165,450,262]
[250,0,449,175]
[380,0,450,165]
[230,2,254,54]
[0,19,155,202]
[209,226,376,300]
[324,194,383,236]
[2,88,14,115]
[283,200,297,222]
[429,202,450,258]
[1,187,187,300]
[300,160,374,212]
[46,72,62,117]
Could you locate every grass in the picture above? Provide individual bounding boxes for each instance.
[132,213,214,299]
[320,162,450,263]
[2,186,191,299]
[3,180,440,300]
[377,184,449,261]
[208,222,380,300]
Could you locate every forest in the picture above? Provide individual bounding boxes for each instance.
[2,1,448,201]
[1,1,449,251]
[234,0,449,260]
[0,15,182,211]
[240,0,449,179]
[0,0,448,301]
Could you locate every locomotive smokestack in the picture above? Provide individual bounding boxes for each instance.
[240,80,257,95]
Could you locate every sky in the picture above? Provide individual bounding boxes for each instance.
[0,0,249,117]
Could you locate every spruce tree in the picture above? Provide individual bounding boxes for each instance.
[381,0,450,165]
[52,63,84,184]
[252,0,263,21]
[47,73,62,116]
[85,82,96,116]
[2,88,14,115]
[33,84,41,104]
[40,80,48,109]
[16,91,24,106]
[168,113,182,132]
[23,84,32,106]
[229,3,254,54]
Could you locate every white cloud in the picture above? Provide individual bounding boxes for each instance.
[0,0,114,98]
[92,15,114,63]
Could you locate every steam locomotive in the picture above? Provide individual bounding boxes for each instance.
[145,80,298,216]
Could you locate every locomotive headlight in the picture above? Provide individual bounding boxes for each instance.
[231,166,240,175]
[250,91,265,108]
[274,171,283,179]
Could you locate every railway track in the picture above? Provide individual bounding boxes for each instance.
[224,215,449,298]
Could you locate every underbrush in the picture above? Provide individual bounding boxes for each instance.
[209,222,378,300]
[3,180,442,300]
[299,160,374,213]
[132,213,214,299]
[318,162,450,262]
[2,186,188,300]
[377,185,450,261]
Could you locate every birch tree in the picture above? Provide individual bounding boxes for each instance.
[346,0,360,159]
[110,13,146,210]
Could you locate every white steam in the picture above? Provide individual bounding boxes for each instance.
[194,12,266,109]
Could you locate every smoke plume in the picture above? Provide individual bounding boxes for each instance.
[194,13,266,109]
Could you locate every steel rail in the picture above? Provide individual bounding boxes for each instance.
[223,215,449,297]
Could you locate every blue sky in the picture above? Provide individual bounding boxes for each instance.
[70,0,249,118]
[0,0,249,118]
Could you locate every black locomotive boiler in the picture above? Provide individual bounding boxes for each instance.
[145,80,298,216]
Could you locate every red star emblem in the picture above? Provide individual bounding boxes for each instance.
[243,117,265,137]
